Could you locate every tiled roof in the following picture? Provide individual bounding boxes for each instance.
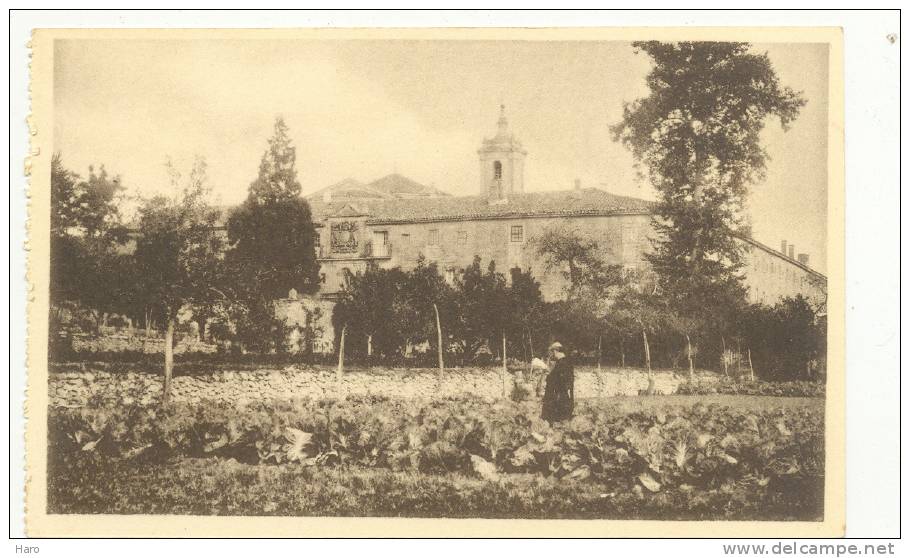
[736,234,827,280]
[308,187,655,224]
[365,173,450,198]
[306,178,392,201]
[305,174,449,201]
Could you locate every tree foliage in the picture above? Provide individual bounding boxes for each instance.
[738,296,826,381]
[227,117,320,300]
[223,118,321,347]
[226,198,320,300]
[333,256,545,364]
[612,41,806,338]
[332,265,408,359]
[49,153,132,330]
[533,226,621,299]
[132,158,223,325]
[453,256,509,358]
[395,256,457,354]
[505,267,546,359]
[248,117,303,203]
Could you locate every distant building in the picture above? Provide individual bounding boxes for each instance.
[306,106,827,311]
[122,107,827,353]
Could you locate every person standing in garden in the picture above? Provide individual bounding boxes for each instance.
[542,341,574,423]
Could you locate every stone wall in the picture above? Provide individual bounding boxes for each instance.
[49,365,718,408]
[69,332,218,354]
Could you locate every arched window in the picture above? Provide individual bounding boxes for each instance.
[493,160,502,180]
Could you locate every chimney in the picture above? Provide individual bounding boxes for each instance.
[574,178,581,190]
[788,244,795,259]
[780,240,787,254]
[797,253,810,266]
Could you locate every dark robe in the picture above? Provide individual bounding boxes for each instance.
[541,355,574,423]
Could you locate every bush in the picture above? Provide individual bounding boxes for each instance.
[676,377,825,398]
[738,297,826,381]
[509,380,532,402]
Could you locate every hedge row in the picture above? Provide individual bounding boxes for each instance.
[675,378,825,398]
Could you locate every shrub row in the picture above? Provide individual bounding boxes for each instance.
[675,378,825,398]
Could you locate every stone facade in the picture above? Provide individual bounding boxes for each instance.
[740,237,827,310]
[314,212,653,300]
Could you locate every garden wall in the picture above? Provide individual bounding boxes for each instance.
[49,366,718,408]
[69,332,218,354]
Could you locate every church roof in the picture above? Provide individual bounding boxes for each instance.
[306,178,393,201]
[305,174,450,201]
[309,187,654,224]
[478,104,527,155]
[366,173,451,198]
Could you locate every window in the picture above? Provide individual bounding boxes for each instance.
[493,161,503,180]
[456,230,468,245]
[401,233,410,245]
[444,267,456,284]
[428,229,439,246]
[510,225,524,243]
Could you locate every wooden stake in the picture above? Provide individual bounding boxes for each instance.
[336,324,347,386]
[163,317,175,407]
[642,328,654,395]
[721,335,729,376]
[748,348,755,382]
[686,333,695,382]
[502,330,508,372]
[642,329,652,377]
[527,327,534,360]
[502,330,508,397]
[433,303,444,374]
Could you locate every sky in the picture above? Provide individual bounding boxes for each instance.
[53,39,829,272]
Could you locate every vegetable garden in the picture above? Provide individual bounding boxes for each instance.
[48,390,825,520]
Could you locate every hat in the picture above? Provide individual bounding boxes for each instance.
[548,341,563,352]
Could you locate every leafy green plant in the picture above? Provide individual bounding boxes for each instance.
[49,393,824,514]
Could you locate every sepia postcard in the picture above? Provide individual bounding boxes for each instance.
[25,26,844,537]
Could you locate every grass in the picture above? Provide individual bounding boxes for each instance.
[49,456,822,521]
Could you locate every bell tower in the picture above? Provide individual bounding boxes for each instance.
[478,105,527,201]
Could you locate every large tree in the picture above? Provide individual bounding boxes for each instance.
[227,118,319,348]
[49,154,132,332]
[333,264,409,360]
[453,257,509,361]
[132,157,223,404]
[396,257,456,361]
[612,42,806,341]
[533,226,624,357]
[505,267,545,361]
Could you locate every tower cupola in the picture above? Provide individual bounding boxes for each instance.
[478,105,527,201]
